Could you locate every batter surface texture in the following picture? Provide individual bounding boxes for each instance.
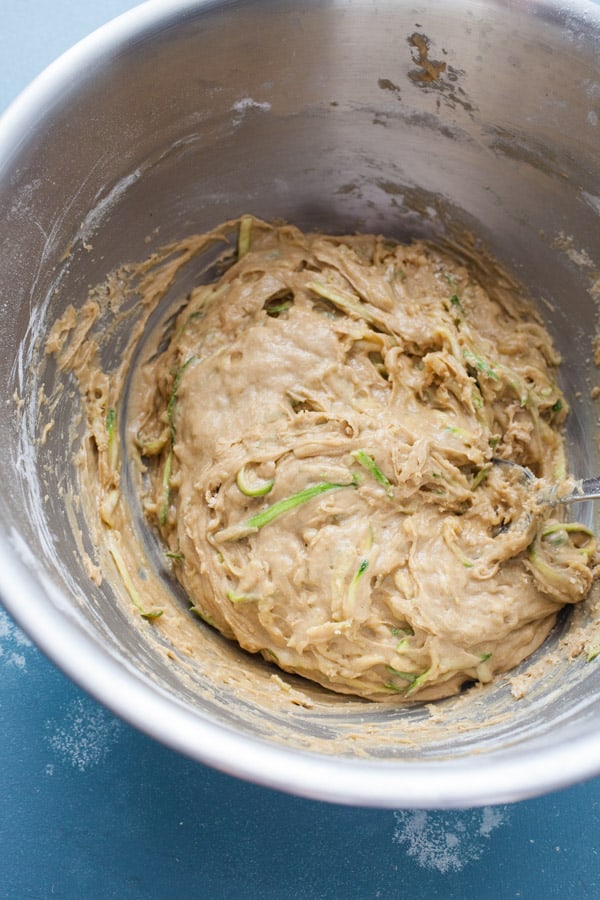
[129,217,596,701]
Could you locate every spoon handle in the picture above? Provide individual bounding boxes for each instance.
[564,478,600,503]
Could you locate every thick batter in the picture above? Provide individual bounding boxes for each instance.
[120,216,597,701]
[46,216,598,702]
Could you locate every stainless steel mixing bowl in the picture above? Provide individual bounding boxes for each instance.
[1,0,600,808]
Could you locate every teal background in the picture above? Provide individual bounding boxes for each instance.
[1,3,600,897]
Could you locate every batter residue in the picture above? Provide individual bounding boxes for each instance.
[48,216,598,701]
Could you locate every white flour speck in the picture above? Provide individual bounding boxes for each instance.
[582,191,600,216]
[479,805,505,836]
[232,97,272,113]
[392,806,510,873]
[46,697,123,772]
[231,97,272,127]
[0,610,33,670]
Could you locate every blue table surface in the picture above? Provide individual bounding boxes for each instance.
[2,3,600,898]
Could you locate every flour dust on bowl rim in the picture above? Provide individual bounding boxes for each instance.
[1,0,600,808]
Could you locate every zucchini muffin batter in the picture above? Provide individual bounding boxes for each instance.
[126,216,597,701]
